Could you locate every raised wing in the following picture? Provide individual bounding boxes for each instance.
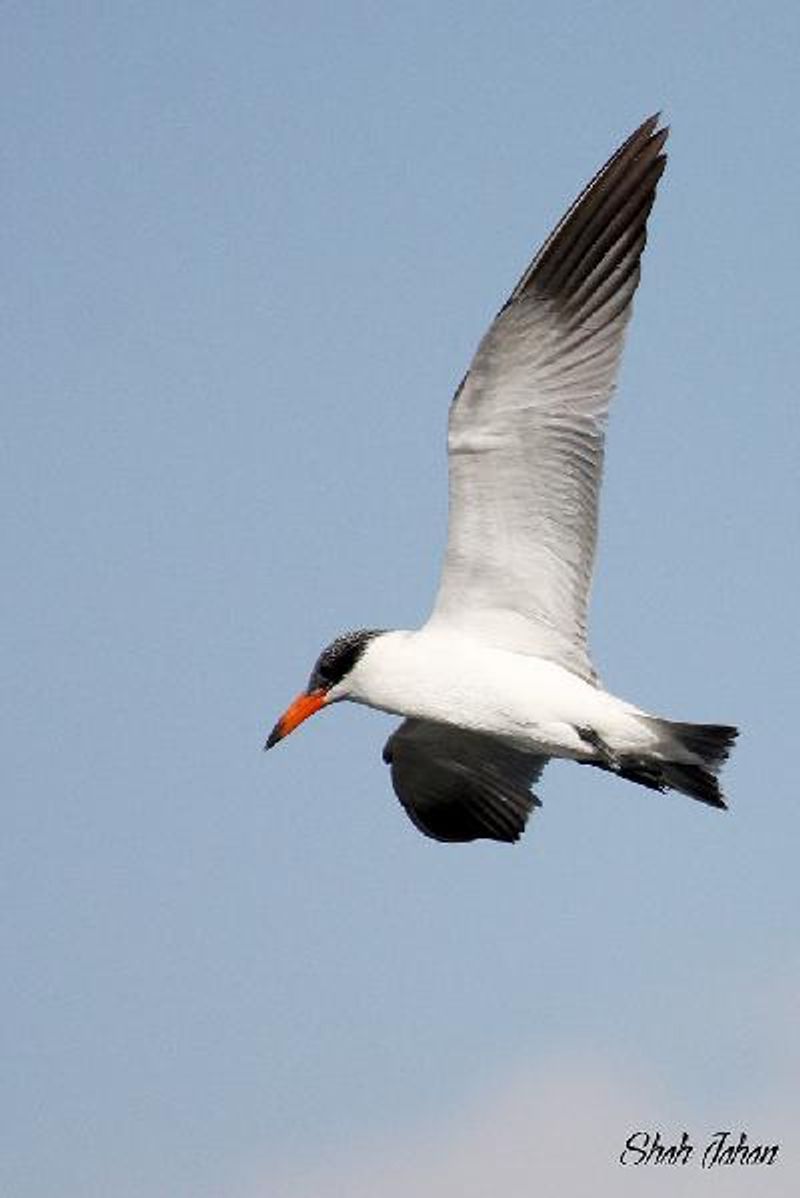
[383,719,547,843]
[428,117,668,683]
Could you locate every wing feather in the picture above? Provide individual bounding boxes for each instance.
[383,719,546,843]
[428,118,668,682]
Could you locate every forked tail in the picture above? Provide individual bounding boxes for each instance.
[610,719,738,809]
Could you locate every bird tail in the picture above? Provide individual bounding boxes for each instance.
[621,718,739,809]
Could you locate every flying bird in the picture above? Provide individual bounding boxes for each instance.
[266,116,737,843]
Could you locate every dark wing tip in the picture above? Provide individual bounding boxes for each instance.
[383,721,545,844]
[508,115,669,314]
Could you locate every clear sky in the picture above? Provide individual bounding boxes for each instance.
[4,3,799,1196]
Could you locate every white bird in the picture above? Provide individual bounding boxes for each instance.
[266,116,737,844]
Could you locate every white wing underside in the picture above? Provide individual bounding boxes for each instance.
[427,117,668,684]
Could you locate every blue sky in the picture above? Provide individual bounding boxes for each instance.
[4,3,799,1195]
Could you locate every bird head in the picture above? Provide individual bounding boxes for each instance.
[265,628,385,749]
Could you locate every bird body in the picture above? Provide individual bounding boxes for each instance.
[265,115,738,844]
[342,628,644,761]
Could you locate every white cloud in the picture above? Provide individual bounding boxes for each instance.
[242,964,800,1198]
[246,1052,796,1198]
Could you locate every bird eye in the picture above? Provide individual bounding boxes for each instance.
[310,658,334,690]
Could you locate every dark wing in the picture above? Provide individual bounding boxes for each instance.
[382,719,548,843]
[428,116,668,683]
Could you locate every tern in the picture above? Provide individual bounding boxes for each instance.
[266,116,737,843]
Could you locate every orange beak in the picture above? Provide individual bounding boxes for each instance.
[264,688,327,749]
